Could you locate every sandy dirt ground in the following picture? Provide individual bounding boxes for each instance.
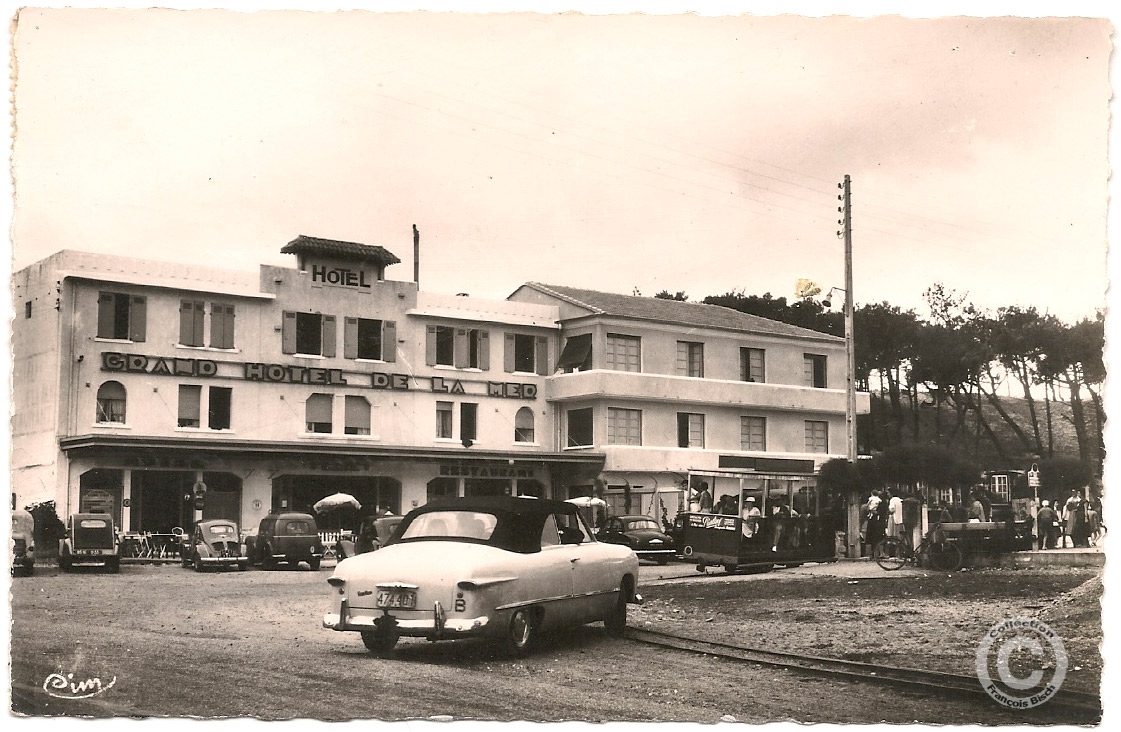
[7,560,1101,723]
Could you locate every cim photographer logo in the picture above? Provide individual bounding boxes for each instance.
[975,617,1067,709]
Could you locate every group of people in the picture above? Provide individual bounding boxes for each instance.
[687,481,804,551]
[860,487,925,554]
[1033,490,1102,549]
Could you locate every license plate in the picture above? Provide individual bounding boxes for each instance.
[77,549,101,555]
[376,589,417,609]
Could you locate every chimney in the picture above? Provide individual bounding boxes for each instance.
[413,224,420,286]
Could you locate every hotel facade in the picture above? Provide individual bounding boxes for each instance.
[11,237,869,538]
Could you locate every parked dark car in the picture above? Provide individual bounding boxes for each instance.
[245,512,325,570]
[596,515,676,564]
[182,519,249,572]
[58,513,120,573]
[335,515,403,560]
[11,509,35,576]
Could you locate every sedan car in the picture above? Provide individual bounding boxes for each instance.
[11,509,35,577]
[596,515,676,564]
[58,513,119,573]
[182,519,249,571]
[323,496,642,657]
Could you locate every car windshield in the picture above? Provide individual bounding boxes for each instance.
[400,510,498,541]
[626,518,660,531]
[206,524,236,536]
[79,519,109,529]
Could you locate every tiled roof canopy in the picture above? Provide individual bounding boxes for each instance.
[281,235,402,267]
[523,283,842,342]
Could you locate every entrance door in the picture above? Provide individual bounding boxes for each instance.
[464,478,509,497]
[132,470,193,532]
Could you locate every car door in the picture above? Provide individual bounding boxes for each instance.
[520,512,579,631]
[556,511,620,623]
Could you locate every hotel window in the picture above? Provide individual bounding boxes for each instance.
[677,341,704,377]
[436,401,453,439]
[991,474,1010,502]
[567,408,594,447]
[677,413,704,449]
[208,387,232,430]
[178,385,202,427]
[805,420,829,453]
[461,403,478,443]
[505,333,548,375]
[210,303,236,349]
[282,311,336,357]
[95,381,127,424]
[305,393,333,433]
[344,395,371,435]
[24,301,31,319]
[425,326,487,369]
[740,416,766,451]
[556,333,593,373]
[740,348,765,383]
[179,300,205,346]
[804,354,828,388]
[97,292,146,341]
[608,407,642,446]
[514,407,535,443]
[605,334,641,372]
[344,317,397,362]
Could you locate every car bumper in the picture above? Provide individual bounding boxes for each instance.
[66,555,117,566]
[635,548,676,558]
[199,556,246,566]
[323,601,491,638]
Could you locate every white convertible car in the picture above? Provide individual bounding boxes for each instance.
[323,496,642,656]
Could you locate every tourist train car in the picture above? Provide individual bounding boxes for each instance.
[680,470,842,573]
[323,496,642,657]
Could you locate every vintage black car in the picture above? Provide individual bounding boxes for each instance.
[596,515,676,564]
[59,513,120,573]
[335,515,404,559]
[182,519,249,571]
[11,509,35,576]
[245,512,325,570]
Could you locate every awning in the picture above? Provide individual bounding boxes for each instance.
[555,333,592,371]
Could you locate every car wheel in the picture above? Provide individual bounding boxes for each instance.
[261,547,276,570]
[107,558,120,574]
[655,556,669,566]
[309,558,322,571]
[181,554,191,569]
[194,556,205,572]
[59,557,72,573]
[604,585,628,637]
[361,628,399,656]
[503,608,538,657]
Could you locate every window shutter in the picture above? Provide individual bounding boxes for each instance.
[192,301,205,346]
[343,317,359,359]
[180,301,193,345]
[344,395,370,432]
[504,333,515,373]
[382,321,397,362]
[129,296,147,342]
[454,328,469,368]
[208,303,223,348]
[535,336,550,375]
[178,385,201,423]
[282,311,297,354]
[321,315,336,358]
[224,304,236,349]
[426,325,438,366]
[477,330,490,370]
[96,292,113,338]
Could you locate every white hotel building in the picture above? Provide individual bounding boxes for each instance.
[11,236,869,536]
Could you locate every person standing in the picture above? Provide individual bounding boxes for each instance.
[901,491,923,549]
[697,482,714,514]
[1035,500,1058,550]
[967,491,986,523]
[886,489,904,539]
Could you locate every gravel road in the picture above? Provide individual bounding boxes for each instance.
[8,560,1101,723]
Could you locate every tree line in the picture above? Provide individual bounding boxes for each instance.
[655,285,1105,476]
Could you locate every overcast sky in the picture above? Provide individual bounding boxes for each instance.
[7,5,1114,324]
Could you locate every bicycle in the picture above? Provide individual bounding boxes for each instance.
[875,531,962,572]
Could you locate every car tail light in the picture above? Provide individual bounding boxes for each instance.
[327,576,346,594]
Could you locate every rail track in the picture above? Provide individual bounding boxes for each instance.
[623,626,1101,722]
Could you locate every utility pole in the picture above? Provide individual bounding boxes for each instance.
[838,174,859,557]
[842,174,857,462]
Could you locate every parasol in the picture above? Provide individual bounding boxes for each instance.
[313,492,363,513]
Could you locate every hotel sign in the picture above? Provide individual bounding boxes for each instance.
[310,264,373,289]
[101,352,537,399]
